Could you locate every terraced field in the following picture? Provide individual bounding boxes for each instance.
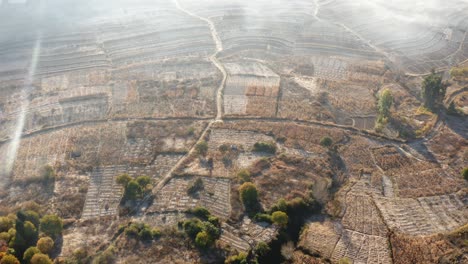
[0,0,466,263]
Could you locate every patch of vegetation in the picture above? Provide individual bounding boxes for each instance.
[225,252,248,264]
[0,210,62,264]
[30,253,52,264]
[187,178,204,195]
[339,257,352,264]
[376,89,393,129]
[450,66,468,80]
[462,168,468,181]
[271,211,288,227]
[253,141,276,154]
[238,182,259,214]
[219,144,229,153]
[186,206,211,220]
[116,174,152,202]
[36,237,54,254]
[122,222,161,241]
[421,70,447,111]
[0,254,20,264]
[39,215,63,239]
[181,208,220,250]
[92,246,115,264]
[319,136,333,147]
[195,141,209,156]
[237,169,251,183]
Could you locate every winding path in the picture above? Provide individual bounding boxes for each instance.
[150,0,228,194]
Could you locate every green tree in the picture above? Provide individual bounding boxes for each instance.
[271,211,288,227]
[378,89,393,119]
[30,253,52,264]
[320,136,333,147]
[422,70,447,110]
[125,180,140,200]
[23,221,38,244]
[194,231,212,249]
[195,141,209,156]
[135,175,151,188]
[39,215,63,239]
[23,211,40,230]
[253,142,276,154]
[238,182,258,211]
[12,211,29,258]
[182,219,203,239]
[0,254,20,264]
[36,237,54,254]
[23,247,40,264]
[116,174,132,187]
[255,242,270,257]
[0,217,14,233]
[225,252,248,264]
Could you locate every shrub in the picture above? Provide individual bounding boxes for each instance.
[92,246,115,264]
[219,144,229,153]
[24,221,38,243]
[253,141,276,154]
[187,178,204,195]
[0,217,14,233]
[187,127,195,136]
[270,198,288,213]
[463,168,468,181]
[23,247,40,264]
[339,257,352,264]
[124,180,140,200]
[208,216,220,227]
[202,222,220,239]
[238,182,258,211]
[189,206,210,220]
[271,211,288,227]
[135,176,151,188]
[225,252,248,264]
[24,211,40,230]
[378,89,393,119]
[0,255,20,264]
[30,253,52,264]
[40,215,63,239]
[320,136,333,147]
[36,237,54,254]
[116,174,132,187]
[151,228,162,239]
[124,224,139,238]
[138,227,153,241]
[422,70,447,110]
[194,231,212,249]
[182,219,204,239]
[0,232,10,243]
[237,170,251,183]
[253,213,272,224]
[255,242,270,257]
[195,141,209,156]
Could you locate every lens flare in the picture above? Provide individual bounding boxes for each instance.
[0,32,42,187]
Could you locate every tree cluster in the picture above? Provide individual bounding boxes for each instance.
[421,70,447,111]
[120,222,161,241]
[180,207,220,249]
[0,210,62,264]
[116,174,152,202]
[252,142,276,154]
